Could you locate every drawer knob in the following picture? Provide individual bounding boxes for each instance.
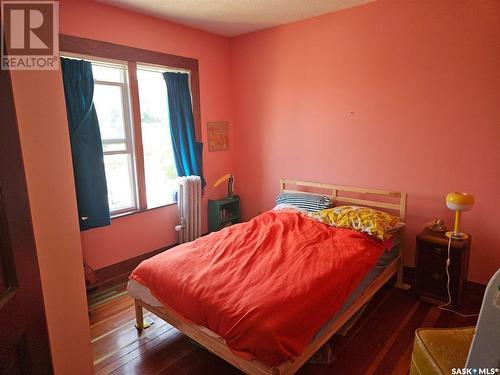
[431,272,443,280]
[433,247,444,255]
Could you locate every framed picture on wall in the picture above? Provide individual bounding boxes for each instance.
[207,121,229,151]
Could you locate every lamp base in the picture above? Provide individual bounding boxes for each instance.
[445,231,469,240]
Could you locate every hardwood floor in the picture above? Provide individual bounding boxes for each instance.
[88,283,480,374]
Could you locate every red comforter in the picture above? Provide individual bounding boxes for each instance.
[130,210,385,366]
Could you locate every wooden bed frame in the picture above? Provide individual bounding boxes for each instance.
[134,180,408,375]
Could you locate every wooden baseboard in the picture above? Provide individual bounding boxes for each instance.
[463,280,487,298]
[93,243,178,288]
[91,232,211,289]
[403,266,486,299]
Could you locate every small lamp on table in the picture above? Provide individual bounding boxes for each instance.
[445,192,474,239]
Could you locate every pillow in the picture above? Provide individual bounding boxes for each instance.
[309,205,404,240]
[272,203,308,214]
[275,193,333,213]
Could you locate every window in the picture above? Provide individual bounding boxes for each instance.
[63,55,189,215]
[91,62,138,214]
[61,35,202,217]
[137,67,178,208]
[90,60,180,213]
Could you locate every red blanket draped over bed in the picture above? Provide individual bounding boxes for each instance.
[130,210,385,366]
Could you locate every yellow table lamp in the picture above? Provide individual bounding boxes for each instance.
[445,192,474,239]
[214,174,234,199]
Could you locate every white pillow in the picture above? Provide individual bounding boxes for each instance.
[272,203,308,214]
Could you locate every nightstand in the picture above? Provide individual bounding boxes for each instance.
[208,196,240,232]
[414,230,470,307]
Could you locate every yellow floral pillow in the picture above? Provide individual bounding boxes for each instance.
[310,206,402,240]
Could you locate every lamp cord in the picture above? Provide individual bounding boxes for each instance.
[437,235,478,318]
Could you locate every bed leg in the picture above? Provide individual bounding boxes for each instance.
[135,300,150,329]
[396,258,411,290]
[395,228,411,290]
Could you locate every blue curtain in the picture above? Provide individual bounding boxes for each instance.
[163,72,205,187]
[61,58,111,230]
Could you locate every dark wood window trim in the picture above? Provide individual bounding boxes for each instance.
[59,34,202,214]
[59,34,201,140]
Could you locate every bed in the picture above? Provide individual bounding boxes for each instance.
[129,180,408,375]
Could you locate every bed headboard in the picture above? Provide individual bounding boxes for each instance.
[280,179,407,222]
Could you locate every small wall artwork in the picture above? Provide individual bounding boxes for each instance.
[207,121,229,151]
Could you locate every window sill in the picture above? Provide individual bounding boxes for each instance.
[111,202,177,220]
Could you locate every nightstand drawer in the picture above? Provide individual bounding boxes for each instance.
[420,241,448,260]
[419,270,448,299]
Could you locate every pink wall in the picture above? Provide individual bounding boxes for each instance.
[59,0,235,269]
[229,0,500,284]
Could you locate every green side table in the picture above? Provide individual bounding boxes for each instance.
[208,196,240,232]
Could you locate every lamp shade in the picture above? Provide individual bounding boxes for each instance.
[446,192,474,211]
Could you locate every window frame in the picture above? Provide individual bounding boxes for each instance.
[60,34,203,218]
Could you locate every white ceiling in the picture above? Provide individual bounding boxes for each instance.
[98,0,374,37]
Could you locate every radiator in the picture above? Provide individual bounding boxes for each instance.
[175,176,201,243]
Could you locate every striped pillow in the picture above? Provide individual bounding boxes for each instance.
[275,193,332,213]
